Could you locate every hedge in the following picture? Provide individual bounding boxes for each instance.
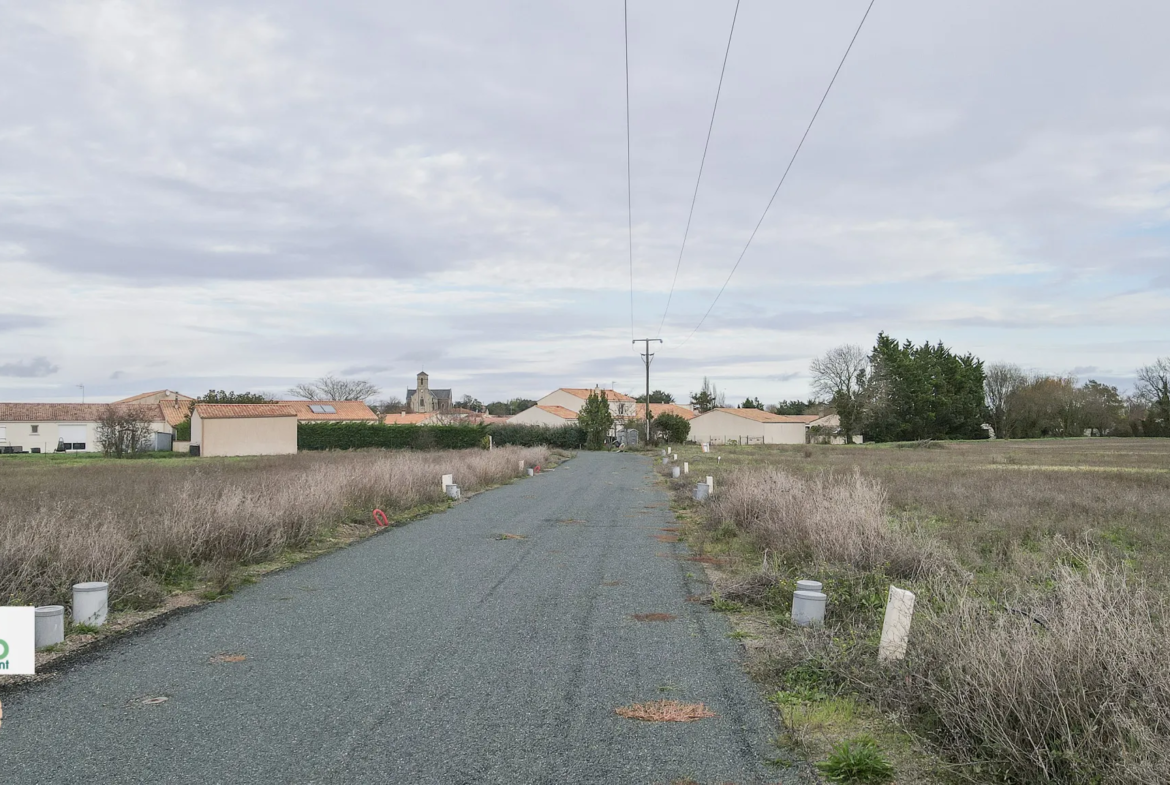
[298,422,487,451]
[487,423,587,450]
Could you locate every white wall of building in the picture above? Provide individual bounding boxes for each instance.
[508,406,577,427]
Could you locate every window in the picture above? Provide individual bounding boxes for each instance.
[0,426,6,441]
[31,424,39,434]
[308,404,337,414]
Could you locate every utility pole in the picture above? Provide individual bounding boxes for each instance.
[77,384,85,403]
[632,338,662,446]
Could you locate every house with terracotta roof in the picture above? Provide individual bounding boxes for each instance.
[277,400,378,422]
[0,402,168,454]
[506,404,580,428]
[190,403,298,457]
[688,408,820,445]
[508,387,637,429]
[114,389,194,406]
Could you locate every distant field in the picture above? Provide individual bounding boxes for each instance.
[677,437,1170,577]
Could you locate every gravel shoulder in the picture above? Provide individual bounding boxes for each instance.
[0,452,800,784]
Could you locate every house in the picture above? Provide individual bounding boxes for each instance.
[114,389,194,406]
[190,404,298,457]
[406,372,452,413]
[507,405,579,427]
[688,408,820,445]
[634,403,697,421]
[0,403,168,454]
[382,412,441,425]
[277,400,378,422]
[806,413,864,445]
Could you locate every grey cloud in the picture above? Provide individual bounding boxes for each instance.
[340,364,392,376]
[0,356,59,377]
[0,315,50,333]
[109,370,127,380]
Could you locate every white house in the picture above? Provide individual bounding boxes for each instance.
[507,404,580,427]
[0,403,168,454]
[535,388,637,420]
[688,408,821,445]
[807,413,864,444]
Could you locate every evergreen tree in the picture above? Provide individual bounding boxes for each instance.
[864,333,986,442]
[577,389,614,450]
[690,377,719,413]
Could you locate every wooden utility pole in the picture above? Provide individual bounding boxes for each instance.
[632,338,662,446]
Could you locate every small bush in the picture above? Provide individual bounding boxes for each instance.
[653,412,691,444]
[708,467,949,579]
[903,561,1170,784]
[816,736,895,783]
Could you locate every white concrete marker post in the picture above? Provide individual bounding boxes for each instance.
[35,605,65,648]
[706,475,714,494]
[73,581,109,627]
[683,462,689,475]
[878,585,917,663]
[441,473,454,491]
[519,460,525,472]
[527,468,535,477]
[671,466,680,479]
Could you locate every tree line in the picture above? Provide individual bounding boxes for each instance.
[810,335,1170,442]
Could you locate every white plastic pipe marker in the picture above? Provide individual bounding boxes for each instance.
[878,585,916,663]
[441,473,453,491]
[73,581,109,627]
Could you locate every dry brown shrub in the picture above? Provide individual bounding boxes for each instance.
[708,467,949,579]
[614,699,717,722]
[0,446,551,607]
[902,561,1170,784]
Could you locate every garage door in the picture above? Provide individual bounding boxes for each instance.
[57,424,88,451]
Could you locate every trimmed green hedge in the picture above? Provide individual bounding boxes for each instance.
[487,423,586,449]
[298,422,487,451]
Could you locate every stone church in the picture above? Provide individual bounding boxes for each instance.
[406,372,452,413]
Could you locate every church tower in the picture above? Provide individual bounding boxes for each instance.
[416,371,431,413]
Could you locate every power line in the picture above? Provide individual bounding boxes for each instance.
[674,0,877,349]
[624,0,635,342]
[656,0,741,337]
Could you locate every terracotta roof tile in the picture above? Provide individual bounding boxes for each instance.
[277,400,378,421]
[193,403,297,419]
[559,388,636,402]
[537,405,579,420]
[159,400,193,427]
[0,402,163,422]
[635,403,696,421]
[381,413,435,425]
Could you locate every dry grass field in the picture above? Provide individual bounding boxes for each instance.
[0,446,551,610]
[666,438,1170,784]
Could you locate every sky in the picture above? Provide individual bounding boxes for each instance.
[1,0,1168,406]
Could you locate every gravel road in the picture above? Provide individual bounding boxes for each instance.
[1,452,800,784]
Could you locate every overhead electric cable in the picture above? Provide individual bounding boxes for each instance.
[624,0,636,341]
[656,0,741,337]
[674,0,877,349]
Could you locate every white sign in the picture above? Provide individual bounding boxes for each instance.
[878,586,916,663]
[0,606,36,674]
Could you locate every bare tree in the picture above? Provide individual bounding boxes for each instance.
[288,376,380,401]
[983,362,1028,439]
[96,405,156,458]
[1136,358,1170,434]
[371,395,407,415]
[810,345,870,442]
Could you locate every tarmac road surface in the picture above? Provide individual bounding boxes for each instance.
[1,452,801,784]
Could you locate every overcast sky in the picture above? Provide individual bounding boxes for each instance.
[1,0,1167,405]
